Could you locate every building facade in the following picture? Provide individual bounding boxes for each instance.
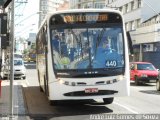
[70,0,105,9]
[39,0,69,27]
[106,0,160,69]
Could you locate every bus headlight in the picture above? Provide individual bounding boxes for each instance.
[59,79,65,84]
[119,75,124,81]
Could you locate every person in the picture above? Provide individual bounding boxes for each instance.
[52,35,60,52]
[102,38,112,53]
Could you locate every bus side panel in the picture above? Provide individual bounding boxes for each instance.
[36,29,47,93]
[47,27,58,100]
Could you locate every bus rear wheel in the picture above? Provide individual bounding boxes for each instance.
[103,97,114,104]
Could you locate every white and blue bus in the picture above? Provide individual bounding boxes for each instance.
[36,9,130,105]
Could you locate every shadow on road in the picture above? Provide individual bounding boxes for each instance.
[130,82,155,87]
[23,86,113,119]
[139,90,160,95]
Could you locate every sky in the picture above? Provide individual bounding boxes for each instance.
[15,0,39,39]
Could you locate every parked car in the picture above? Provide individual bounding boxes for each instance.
[130,62,159,85]
[1,58,26,79]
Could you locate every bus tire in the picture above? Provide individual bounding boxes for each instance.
[156,80,160,91]
[103,97,114,104]
[37,70,43,92]
[49,100,59,106]
[44,76,48,95]
[40,86,43,92]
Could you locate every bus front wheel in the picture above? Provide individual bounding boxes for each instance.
[103,97,114,104]
[49,100,59,106]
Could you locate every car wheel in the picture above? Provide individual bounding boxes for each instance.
[135,76,140,85]
[156,80,160,91]
[103,97,114,104]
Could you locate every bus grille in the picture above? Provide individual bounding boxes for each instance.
[64,90,118,96]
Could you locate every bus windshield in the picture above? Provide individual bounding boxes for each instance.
[51,26,124,69]
[50,12,125,77]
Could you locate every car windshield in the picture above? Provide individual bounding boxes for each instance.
[14,60,23,66]
[137,63,156,70]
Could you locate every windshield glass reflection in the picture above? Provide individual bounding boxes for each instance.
[51,26,124,70]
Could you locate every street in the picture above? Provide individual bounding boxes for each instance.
[1,0,160,120]
[15,62,160,120]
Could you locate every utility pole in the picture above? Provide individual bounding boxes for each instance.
[10,0,15,118]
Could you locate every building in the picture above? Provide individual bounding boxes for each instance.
[39,0,69,27]
[106,0,160,69]
[70,0,105,9]
[57,0,69,11]
[28,33,36,43]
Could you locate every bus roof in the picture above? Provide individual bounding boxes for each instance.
[49,8,122,15]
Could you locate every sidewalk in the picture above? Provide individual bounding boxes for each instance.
[0,80,28,120]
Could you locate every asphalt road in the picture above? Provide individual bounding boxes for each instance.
[22,62,160,120]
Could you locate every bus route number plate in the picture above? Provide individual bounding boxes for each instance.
[85,88,98,93]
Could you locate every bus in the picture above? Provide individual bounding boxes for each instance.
[27,51,36,62]
[36,9,130,105]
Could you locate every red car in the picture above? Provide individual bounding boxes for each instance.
[130,62,159,85]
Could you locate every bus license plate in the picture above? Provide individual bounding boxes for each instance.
[85,88,98,93]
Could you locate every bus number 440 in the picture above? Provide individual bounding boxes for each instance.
[106,60,117,67]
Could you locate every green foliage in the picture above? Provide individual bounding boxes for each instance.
[23,49,29,54]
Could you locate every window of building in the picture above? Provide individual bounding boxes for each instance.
[108,0,113,4]
[42,6,47,10]
[125,22,129,31]
[125,4,129,13]
[42,1,47,5]
[119,7,122,12]
[95,3,105,8]
[131,21,135,30]
[131,1,135,10]
[137,19,141,27]
[138,0,142,8]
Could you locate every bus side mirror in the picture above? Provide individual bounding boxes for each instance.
[126,31,134,55]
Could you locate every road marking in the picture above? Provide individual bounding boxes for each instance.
[113,102,138,114]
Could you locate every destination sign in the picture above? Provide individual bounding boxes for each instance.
[63,14,108,23]
[50,12,122,25]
